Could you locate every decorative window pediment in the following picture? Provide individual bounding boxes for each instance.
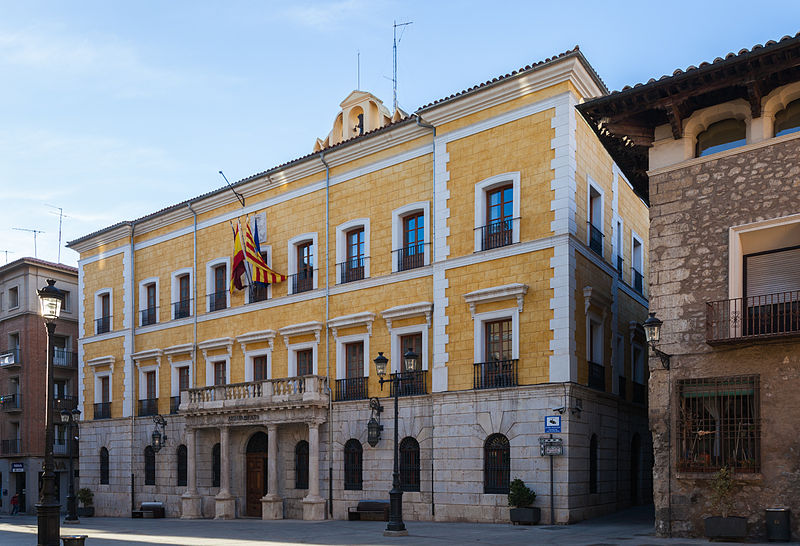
[463,283,528,319]
[327,312,375,339]
[197,337,234,359]
[236,330,276,354]
[279,321,323,348]
[131,349,163,368]
[381,302,433,331]
[87,355,115,373]
[163,343,194,364]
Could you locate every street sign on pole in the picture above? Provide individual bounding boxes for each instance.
[544,415,561,433]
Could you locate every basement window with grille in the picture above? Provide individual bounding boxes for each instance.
[677,375,760,473]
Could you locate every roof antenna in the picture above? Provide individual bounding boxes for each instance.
[46,204,68,263]
[393,20,413,114]
[219,170,245,208]
[357,49,360,90]
[0,250,13,265]
[13,228,45,259]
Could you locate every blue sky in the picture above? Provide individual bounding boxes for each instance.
[2,1,798,266]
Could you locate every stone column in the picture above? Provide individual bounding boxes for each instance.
[181,427,202,519]
[261,424,283,519]
[302,421,325,520]
[214,426,235,519]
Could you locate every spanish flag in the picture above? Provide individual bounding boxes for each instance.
[230,221,246,292]
[243,218,287,284]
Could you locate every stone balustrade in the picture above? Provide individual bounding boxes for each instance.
[182,375,328,412]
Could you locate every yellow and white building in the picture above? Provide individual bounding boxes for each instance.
[68,47,651,523]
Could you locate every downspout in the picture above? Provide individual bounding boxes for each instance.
[319,151,333,518]
[415,114,436,517]
[187,203,198,392]
[129,221,136,515]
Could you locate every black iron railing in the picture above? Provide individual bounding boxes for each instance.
[138,398,158,416]
[632,382,646,405]
[1,393,21,411]
[473,359,518,389]
[389,370,427,397]
[95,315,112,334]
[588,361,605,391]
[618,376,627,400]
[477,218,517,251]
[248,283,269,303]
[94,402,111,420]
[0,348,20,366]
[339,257,367,284]
[173,299,192,319]
[290,269,315,294]
[589,224,603,255]
[208,291,227,312]
[706,291,800,344]
[1,439,20,454]
[140,307,157,326]
[170,396,181,414]
[632,268,644,295]
[395,244,426,271]
[54,395,77,412]
[335,376,368,401]
[54,349,78,367]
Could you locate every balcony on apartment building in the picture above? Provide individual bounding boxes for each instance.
[1,439,21,455]
[388,370,427,397]
[473,359,519,390]
[93,401,111,420]
[140,307,157,326]
[138,398,158,417]
[706,291,800,344]
[0,348,21,368]
[54,395,78,412]
[334,376,368,401]
[95,315,112,334]
[170,395,181,414]
[173,299,192,319]
[248,283,270,303]
[184,375,329,413]
[589,224,604,256]
[290,269,315,294]
[477,218,517,251]
[208,291,227,312]
[54,348,78,368]
[1,393,22,412]
[394,244,426,272]
[632,268,644,295]
[588,361,605,391]
[338,257,367,284]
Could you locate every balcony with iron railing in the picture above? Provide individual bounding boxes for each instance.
[173,298,192,319]
[184,375,329,413]
[54,395,78,412]
[335,376,368,401]
[0,348,21,367]
[170,396,181,414]
[394,244,426,272]
[588,223,603,256]
[138,398,158,416]
[94,401,111,420]
[706,291,800,344]
[632,268,644,295]
[248,283,270,303]
[588,361,605,391]
[477,218,517,251]
[208,291,227,312]
[1,393,22,412]
[338,257,368,284]
[617,256,624,279]
[140,307,157,326]
[54,348,78,368]
[473,359,518,390]
[389,370,427,397]
[53,439,68,455]
[632,382,646,405]
[95,315,112,334]
[289,269,315,294]
[1,439,20,454]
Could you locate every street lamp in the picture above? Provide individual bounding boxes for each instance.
[643,312,671,369]
[37,279,65,546]
[60,408,81,523]
[374,348,418,537]
[151,414,168,453]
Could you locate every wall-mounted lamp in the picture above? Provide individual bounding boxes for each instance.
[643,312,671,369]
[367,397,384,447]
[151,414,168,452]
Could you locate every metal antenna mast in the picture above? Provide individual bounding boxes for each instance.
[393,20,413,114]
[13,228,45,259]
[46,204,68,263]
[0,250,13,264]
[357,50,361,90]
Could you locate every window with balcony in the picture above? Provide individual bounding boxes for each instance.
[474,173,520,252]
[172,271,192,320]
[296,349,313,376]
[94,375,111,419]
[343,228,365,283]
[288,234,318,294]
[397,212,425,271]
[344,439,363,490]
[631,234,644,295]
[615,219,624,279]
[392,333,425,397]
[140,281,157,326]
[474,318,517,389]
[335,341,367,401]
[774,99,800,137]
[484,433,510,494]
[212,264,227,311]
[632,343,646,405]
[95,291,112,334]
[399,437,420,492]
[214,361,227,386]
[588,181,604,256]
[587,317,604,391]
[696,118,746,157]
[139,370,158,416]
[172,365,190,414]
[253,355,268,381]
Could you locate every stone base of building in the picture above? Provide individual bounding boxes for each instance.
[302,496,325,520]
[181,492,203,519]
[214,493,235,519]
[261,495,283,520]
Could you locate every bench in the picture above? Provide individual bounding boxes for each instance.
[132,501,165,518]
[348,500,390,521]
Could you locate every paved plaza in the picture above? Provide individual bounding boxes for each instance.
[0,506,791,545]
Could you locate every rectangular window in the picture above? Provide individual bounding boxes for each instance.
[345,342,363,379]
[483,185,513,250]
[677,375,760,473]
[178,366,190,392]
[214,361,226,386]
[343,228,365,282]
[588,319,604,391]
[400,213,425,270]
[589,186,603,256]
[399,333,422,372]
[632,343,646,404]
[253,356,268,381]
[97,293,111,334]
[143,283,156,326]
[8,287,18,309]
[632,236,643,294]
[485,319,512,362]
[296,349,313,376]
[145,371,156,399]
[63,291,71,312]
[212,265,227,311]
[100,376,110,403]
[294,242,314,293]
[179,274,190,312]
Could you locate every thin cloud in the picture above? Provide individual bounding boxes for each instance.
[280,0,378,30]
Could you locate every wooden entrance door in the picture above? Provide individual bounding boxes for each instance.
[246,453,267,517]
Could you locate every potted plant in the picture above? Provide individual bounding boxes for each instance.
[508,478,539,525]
[704,466,746,539]
[76,487,94,517]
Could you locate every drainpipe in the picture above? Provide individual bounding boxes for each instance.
[319,151,333,518]
[129,221,136,515]
[415,114,436,517]
[187,203,199,391]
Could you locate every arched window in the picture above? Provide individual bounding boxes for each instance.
[696,118,746,157]
[177,444,187,487]
[212,443,221,487]
[295,440,309,489]
[144,446,155,486]
[589,434,598,494]
[343,439,363,491]
[100,447,109,485]
[775,99,800,137]
[484,433,510,494]
[399,437,420,492]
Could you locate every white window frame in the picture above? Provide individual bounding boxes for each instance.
[94,371,112,404]
[474,172,521,252]
[390,325,428,373]
[244,245,273,303]
[244,348,272,382]
[631,231,644,289]
[138,277,160,326]
[287,233,319,293]
[170,359,193,397]
[206,356,231,387]
[587,176,605,256]
[586,312,604,365]
[335,334,370,380]
[288,342,318,377]
[62,290,71,313]
[137,364,159,400]
[94,288,113,334]
[473,308,520,363]
[391,202,430,272]
[205,258,230,312]
[336,219,370,283]
[170,267,193,320]
[615,218,624,270]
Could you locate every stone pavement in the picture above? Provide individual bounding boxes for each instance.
[0,506,792,545]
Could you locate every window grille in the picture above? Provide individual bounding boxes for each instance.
[177,444,187,487]
[295,440,309,489]
[344,439,363,490]
[399,437,420,492]
[484,433,510,494]
[677,375,760,473]
[144,446,156,486]
[100,447,109,485]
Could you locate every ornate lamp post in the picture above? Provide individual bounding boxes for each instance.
[643,312,671,369]
[151,414,168,452]
[60,408,81,522]
[37,279,65,546]
[374,348,418,537]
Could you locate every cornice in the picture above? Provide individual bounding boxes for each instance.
[380,302,433,330]
[68,224,131,254]
[463,283,529,319]
[327,312,376,339]
[278,321,323,347]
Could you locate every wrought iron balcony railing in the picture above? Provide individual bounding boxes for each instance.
[477,218,517,251]
[394,244,426,272]
[138,398,158,416]
[589,223,604,256]
[588,361,605,391]
[208,291,227,312]
[0,348,21,367]
[248,283,269,303]
[54,395,78,412]
[95,315,112,334]
[94,401,111,420]
[54,348,78,367]
[338,257,367,284]
[1,393,22,411]
[170,396,181,414]
[389,370,427,397]
[473,359,518,389]
[1,439,20,454]
[335,376,368,401]
[173,299,192,319]
[632,268,644,295]
[140,307,157,326]
[290,269,315,294]
[706,291,800,344]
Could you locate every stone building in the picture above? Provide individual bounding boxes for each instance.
[0,258,79,514]
[578,34,800,539]
[67,48,652,522]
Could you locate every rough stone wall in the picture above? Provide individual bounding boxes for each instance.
[648,136,800,539]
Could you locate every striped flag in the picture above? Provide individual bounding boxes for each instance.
[230,221,247,292]
[243,218,287,284]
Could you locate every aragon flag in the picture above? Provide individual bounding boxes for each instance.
[230,221,247,292]
[243,218,287,283]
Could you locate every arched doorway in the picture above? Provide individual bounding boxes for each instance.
[246,432,268,517]
[630,433,641,505]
